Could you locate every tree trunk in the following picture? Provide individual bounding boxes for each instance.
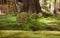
[21,0,41,14]
[17,0,41,23]
[54,0,60,14]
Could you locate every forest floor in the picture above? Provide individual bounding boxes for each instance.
[0,30,60,38]
[0,14,60,38]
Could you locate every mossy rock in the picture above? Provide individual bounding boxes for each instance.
[17,12,29,23]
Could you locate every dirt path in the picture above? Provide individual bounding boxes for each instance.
[0,30,60,38]
[0,30,60,34]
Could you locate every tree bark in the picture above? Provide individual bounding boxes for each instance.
[21,0,41,14]
[56,0,60,14]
